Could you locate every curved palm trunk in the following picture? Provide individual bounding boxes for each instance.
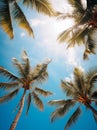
[10,90,26,130]
[87,103,97,115]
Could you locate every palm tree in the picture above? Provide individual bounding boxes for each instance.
[48,67,97,130]
[0,50,53,130]
[57,0,97,59]
[0,0,56,39]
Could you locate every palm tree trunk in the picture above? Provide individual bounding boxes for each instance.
[10,90,26,130]
[87,103,97,115]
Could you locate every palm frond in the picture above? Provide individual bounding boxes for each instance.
[68,0,85,14]
[32,63,48,83]
[85,68,97,95]
[35,87,53,96]
[0,0,14,39]
[0,82,19,90]
[65,107,82,130]
[21,50,31,78]
[51,100,75,122]
[32,91,43,111]
[26,93,31,115]
[0,66,21,82]
[68,0,85,22]
[93,113,97,124]
[73,67,84,93]
[23,0,55,16]
[86,34,97,55]
[0,88,19,103]
[12,58,26,78]
[11,2,34,37]
[91,91,97,99]
[57,26,74,43]
[48,99,66,106]
[61,80,75,97]
[67,25,89,47]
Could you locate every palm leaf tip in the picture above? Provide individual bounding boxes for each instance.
[0,88,19,103]
[26,93,31,115]
[65,107,82,130]
[48,100,66,106]
[32,92,44,111]
[12,2,34,38]
[50,105,66,122]
[35,87,53,97]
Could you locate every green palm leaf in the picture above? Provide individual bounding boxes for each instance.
[32,91,43,111]
[0,67,21,82]
[0,88,19,103]
[0,0,13,39]
[0,82,19,90]
[51,100,75,122]
[65,107,82,130]
[35,87,53,96]
[12,2,34,37]
[48,99,66,106]
[26,93,31,115]
[23,0,55,16]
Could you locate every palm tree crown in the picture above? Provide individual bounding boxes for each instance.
[58,0,97,60]
[0,50,53,130]
[0,0,56,39]
[48,67,97,130]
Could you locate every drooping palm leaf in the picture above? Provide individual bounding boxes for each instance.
[86,34,97,55]
[0,82,19,90]
[51,100,75,122]
[26,93,31,115]
[23,0,55,16]
[11,2,34,37]
[48,99,66,106]
[93,113,97,124]
[32,91,43,111]
[35,87,53,96]
[0,88,19,103]
[65,107,82,130]
[0,67,21,82]
[0,0,13,39]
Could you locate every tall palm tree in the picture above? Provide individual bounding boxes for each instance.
[57,0,97,59]
[0,50,53,130]
[0,0,56,39]
[48,67,97,130]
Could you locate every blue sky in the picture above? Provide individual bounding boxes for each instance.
[0,0,97,130]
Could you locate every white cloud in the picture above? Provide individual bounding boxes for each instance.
[20,32,25,37]
[30,19,46,27]
[28,0,82,67]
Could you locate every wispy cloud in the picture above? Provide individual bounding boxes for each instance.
[20,32,26,37]
[30,19,46,27]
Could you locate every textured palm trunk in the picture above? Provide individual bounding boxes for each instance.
[10,90,26,130]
